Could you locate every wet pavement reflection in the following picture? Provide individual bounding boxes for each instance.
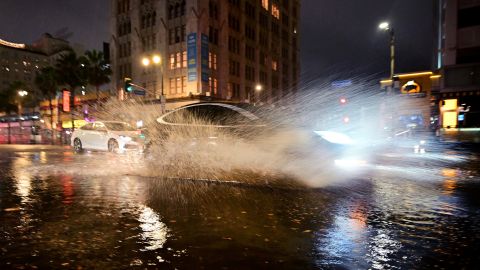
[1,145,480,269]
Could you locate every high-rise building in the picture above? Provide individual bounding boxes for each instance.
[110,0,300,103]
[434,0,480,128]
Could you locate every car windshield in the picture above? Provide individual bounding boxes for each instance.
[104,122,136,131]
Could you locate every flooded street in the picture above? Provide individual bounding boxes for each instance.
[1,145,480,269]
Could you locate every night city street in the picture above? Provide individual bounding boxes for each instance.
[2,0,480,269]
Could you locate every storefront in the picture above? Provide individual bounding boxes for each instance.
[380,71,441,131]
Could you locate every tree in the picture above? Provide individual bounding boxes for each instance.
[0,84,19,115]
[0,81,23,144]
[55,51,87,131]
[35,67,58,144]
[84,50,111,102]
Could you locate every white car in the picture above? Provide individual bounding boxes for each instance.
[71,121,145,153]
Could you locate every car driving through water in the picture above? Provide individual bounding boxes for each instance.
[147,102,369,171]
[71,121,146,153]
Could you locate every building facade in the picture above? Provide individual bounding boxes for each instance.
[110,0,300,103]
[0,33,72,95]
[434,0,480,128]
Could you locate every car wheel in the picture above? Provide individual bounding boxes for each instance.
[73,138,83,153]
[108,139,119,153]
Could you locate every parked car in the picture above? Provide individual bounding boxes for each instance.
[71,121,145,153]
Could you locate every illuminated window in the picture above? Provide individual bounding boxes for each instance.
[176,52,181,68]
[169,78,175,94]
[176,77,181,94]
[209,52,217,70]
[169,54,175,69]
[262,0,269,10]
[182,51,187,68]
[182,76,187,93]
[442,99,458,128]
[272,4,280,19]
[272,60,278,71]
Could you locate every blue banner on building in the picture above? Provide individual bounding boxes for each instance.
[201,34,209,82]
[187,33,197,82]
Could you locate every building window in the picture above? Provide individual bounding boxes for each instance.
[229,59,240,77]
[228,36,240,54]
[176,77,181,94]
[245,65,255,81]
[168,25,186,45]
[182,51,187,68]
[272,4,280,19]
[272,60,278,71]
[169,51,186,70]
[228,13,240,32]
[208,77,218,94]
[169,78,175,94]
[182,76,187,93]
[209,26,219,45]
[181,25,186,42]
[209,1,219,20]
[245,1,256,19]
[170,54,175,69]
[176,52,181,68]
[262,0,269,10]
[245,24,256,41]
[229,83,240,99]
[168,1,186,19]
[458,6,480,28]
[209,52,217,70]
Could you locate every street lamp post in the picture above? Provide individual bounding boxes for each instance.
[142,54,165,113]
[17,90,28,116]
[255,84,263,105]
[379,22,395,79]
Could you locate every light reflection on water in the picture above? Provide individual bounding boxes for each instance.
[138,205,169,251]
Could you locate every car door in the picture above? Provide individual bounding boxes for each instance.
[77,123,94,149]
[92,122,109,150]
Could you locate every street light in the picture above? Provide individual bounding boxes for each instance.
[141,54,165,113]
[378,22,390,30]
[378,21,395,79]
[254,84,263,105]
[18,90,28,97]
[17,90,28,116]
[142,57,151,66]
[152,55,161,64]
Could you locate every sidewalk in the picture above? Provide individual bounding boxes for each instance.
[0,144,71,152]
[439,128,480,144]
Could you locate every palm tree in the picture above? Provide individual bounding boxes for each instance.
[35,67,58,144]
[84,50,111,102]
[55,51,87,131]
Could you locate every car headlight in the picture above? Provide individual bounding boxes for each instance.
[314,130,354,145]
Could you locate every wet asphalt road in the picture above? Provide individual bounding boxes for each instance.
[1,144,480,269]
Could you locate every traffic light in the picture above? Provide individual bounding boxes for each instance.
[124,78,133,92]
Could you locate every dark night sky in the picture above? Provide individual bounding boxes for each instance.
[0,0,434,80]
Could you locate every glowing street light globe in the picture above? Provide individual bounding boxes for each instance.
[152,55,161,64]
[255,84,262,91]
[378,22,390,30]
[142,57,150,66]
[17,90,28,97]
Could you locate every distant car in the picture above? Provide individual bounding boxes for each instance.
[149,102,368,169]
[71,121,145,153]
